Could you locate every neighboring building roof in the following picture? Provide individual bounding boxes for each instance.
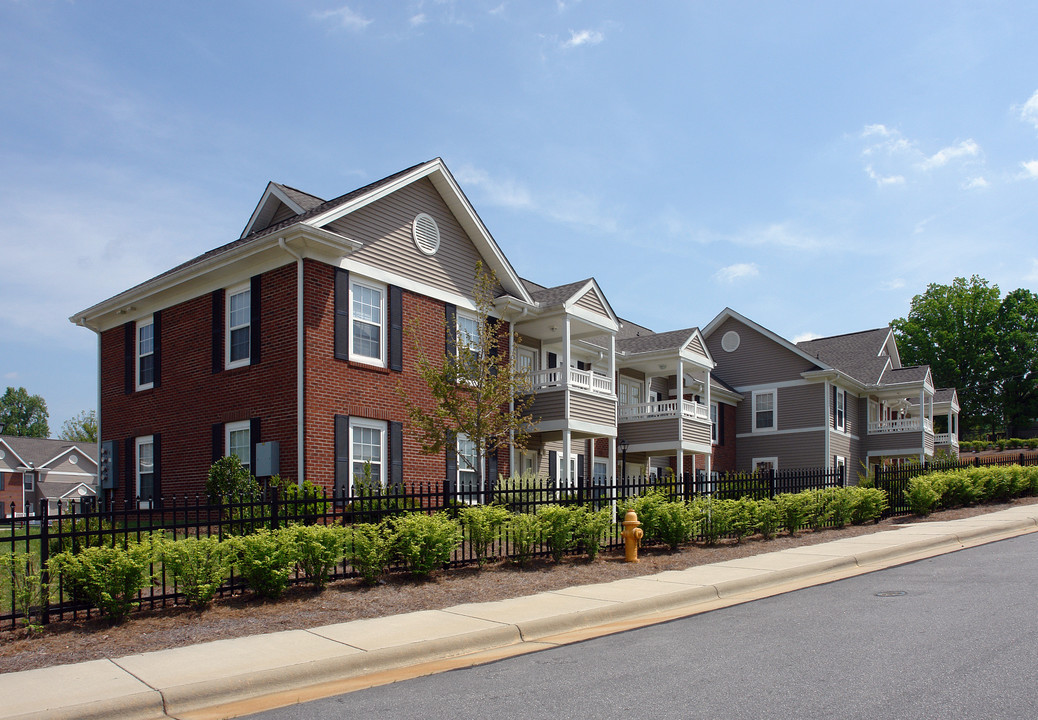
[616,318,654,340]
[0,436,97,469]
[273,183,325,212]
[879,365,931,385]
[616,327,701,354]
[797,328,893,385]
[524,278,595,308]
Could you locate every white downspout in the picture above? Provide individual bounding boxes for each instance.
[279,238,306,488]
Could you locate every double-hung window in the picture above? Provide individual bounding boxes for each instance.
[226,285,251,368]
[836,389,846,431]
[710,402,719,443]
[457,433,479,499]
[136,436,154,507]
[350,277,385,366]
[225,420,251,473]
[137,316,154,390]
[753,390,776,432]
[351,418,385,490]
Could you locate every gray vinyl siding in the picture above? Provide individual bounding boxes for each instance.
[686,335,706,356]
[683,418,711,444]
[575,288,609,318]
[867,431,924,455]
[535,438,592,477]
[778,384,823,430]
[649,377,669,399]
[618,418,679,445]
[706,317,820,388]
[737,431,826,470]
[570,392,616,425]
[327,178,496,297]
[844,391,860,437]
[925,431,935,456]
[528,391,565,424]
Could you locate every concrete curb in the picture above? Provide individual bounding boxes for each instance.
[2,506,1036,720]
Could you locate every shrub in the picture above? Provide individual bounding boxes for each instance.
[997,439,1007,451]
[229,528,298,599]
[507,512,540,567]
[206,455,260,502]
[726,498,759,542]
[155,535,232,607]
[905,476,939,516]
[495,471,550,512]
[49,517,117,557]
[286,524,347,589]
[693,496,732,544]
[618,490,671,544]
[931,470,976,508]
[276,478,331,523]
[817,488,854,529]
[49,537,155,621]
[654,500,700,550]
[459,504,511,568]
[848,487,888,524]
[755,498,781,539]
[776,492,811,535]
[573,506,612,560]
[536,504,578,562]
[344,523,391,585]
[1027,438,1038,450]
[0,552,47,631]
[390,512,462,576]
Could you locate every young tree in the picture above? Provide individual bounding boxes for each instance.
[0,386,50,437]
[59,410,97,443]
[401,262,535,494]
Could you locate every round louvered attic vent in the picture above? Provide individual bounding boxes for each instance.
[70,454,79,465]
[412,213,440,256]
[721,330,741,353]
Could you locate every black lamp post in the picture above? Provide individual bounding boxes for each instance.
[619,439,629,481]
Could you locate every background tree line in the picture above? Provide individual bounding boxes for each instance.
[892,276,1038,439]
[0,386,95,442]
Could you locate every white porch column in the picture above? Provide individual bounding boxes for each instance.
[509,319,516,480]
[562,429,572,487]
[676,359,685,479]
[609,333,616,397]
[562,316,572,486]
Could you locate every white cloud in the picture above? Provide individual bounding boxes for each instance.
[488,4,507,15]
[1020,160,1038,179]
[313,6,373,31]
[1019,90,1038,131]
[881,278,906,290]
[561,29,604,49]
[409,13,427,26]
[965,176,989,189]
[714,263,760,283]
[792,332,821,343]
[866,165,905,187]
[3,372,18,381]
[919,139,980,170]
[454,165,534,210]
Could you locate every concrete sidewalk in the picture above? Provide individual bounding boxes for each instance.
[4,505,1037,720]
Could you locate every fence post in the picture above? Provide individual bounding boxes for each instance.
[839,464,845,488]
[270,489,280,531]
[38,502,50,626]
[975,456,980,468]
[577,473,585,506]
[1021,453,1026,466]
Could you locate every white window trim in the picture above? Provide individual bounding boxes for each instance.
[225,420,251,471]
[136,435,154,509]
[836,388,846,432]
[348,276,387,367]
[136,315,154,391]
[519,449,538,475]
[457,432,482,500]
[753,457,778,472]
[834,455,846,473]
[349,417,386,493]
[710,402,719,443]
[752,389,777,433]
[456,309,480,355]
[23,471,35,492]
[619,377,643,406]
[225,284,251,370]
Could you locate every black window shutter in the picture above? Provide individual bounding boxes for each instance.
[577,453,585,482]
[487,316,500,357]
[250,274,262,365]
[151,433,161,507]
[212,423,224,464]
[250,417,261,472]
[334,268,350,360]
[390,420,403,489]
[123,322,135,394]
[487,448,498,488]
[152,310,162,388]
[334,415,350,493]
[212,289,224,374]
[549,450,558,482]
[547,352,558,369]
[124,437,135,504]
[719,404,725,446]
[444,304,457,357]
[831,386,837,428]
[389,285,403,372]
[445,430,457,483]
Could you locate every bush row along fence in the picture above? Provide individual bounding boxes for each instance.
[2,465,844,628]
[874,451,1038,515]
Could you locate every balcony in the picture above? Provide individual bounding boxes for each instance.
[868,417,934,435]
[935,433,959,446]
[619,399,709,423]
[530,368,613,396]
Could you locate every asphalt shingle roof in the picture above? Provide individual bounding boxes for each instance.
[0,436,96,467]
[616,327,701,354]
[797,327,893,384]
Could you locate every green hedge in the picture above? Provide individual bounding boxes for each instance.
[903,465,1038,515]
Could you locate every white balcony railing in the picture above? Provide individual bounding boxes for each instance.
[530,368,613,396]
[868,417,935,435]
[934,433,959,446]
[619,399,710,423]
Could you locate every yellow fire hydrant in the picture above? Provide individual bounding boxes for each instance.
[621,510,644,563]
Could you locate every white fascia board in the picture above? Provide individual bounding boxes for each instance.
[305,160,532,305]
[711,387,744,405]
[40,446,98,470]
[0,439,28,470]
[239,182,307,240]
[493,296,538,321]
[342,258,479,312]
[702,307,831,370]
[567,305,620,334]
[689,328,716,366]
[801,369,866,394]
[58,483,98,499]
[562,279,621,328]
[882,329,903,368]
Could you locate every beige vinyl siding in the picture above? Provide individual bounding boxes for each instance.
[271,202,298,225]
[618,418,679,445]
[925,431,935,456]
[649,376,669,399]
[569,392,616,425]
[535,438,593,477]
[706,317,820,387]
[830,433,852,465]
[327,178,497,297]
[528,391,565,424]
[618,368,645,382]
[867,431,924,455]
[685,335,706,356]
[574,288,610,318]
[683,418,711,444]
[778,384,823,430]
[47,456,91,474]
[737,431,826,470]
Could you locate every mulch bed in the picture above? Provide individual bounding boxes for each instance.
[2,496,1035,674]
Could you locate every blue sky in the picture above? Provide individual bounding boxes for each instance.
[2,1,1037,433]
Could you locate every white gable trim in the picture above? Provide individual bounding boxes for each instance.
[240,182,308,239]
[563,279,621,328]
[57,483,98,500]
[41,446,98,470]
[0,439,28,469]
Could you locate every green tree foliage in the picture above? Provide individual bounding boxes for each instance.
[994,288,1038,437]
[892,276,1002,435]
[401,262,535,493]
[0,386,49,437]
[58,409,97,443]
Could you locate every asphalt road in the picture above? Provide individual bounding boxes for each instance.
[247,533,1038,720]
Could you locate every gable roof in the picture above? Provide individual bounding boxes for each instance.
[617,327,701,354]
[0,436,96,470]
[797,328,894,385]
[703,307,831,371]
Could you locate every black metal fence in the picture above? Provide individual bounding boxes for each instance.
[0,464,844,629]
[874,452,1038,515]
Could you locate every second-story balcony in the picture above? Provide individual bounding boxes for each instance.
[530,367,613,396]
[935,432,959,446]
[868,417,934,435]
[619,399,709,423]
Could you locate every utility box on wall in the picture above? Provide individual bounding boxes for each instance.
[100,440,118,490]
[255,441,280,478]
